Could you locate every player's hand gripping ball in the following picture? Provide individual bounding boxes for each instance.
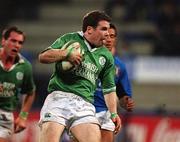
[58,41,84,72]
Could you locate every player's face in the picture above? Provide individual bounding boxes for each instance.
[103,28,117,53]
[91,20,110,47]
[2,31,24,58]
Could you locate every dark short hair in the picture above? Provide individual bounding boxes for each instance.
[2,26,25,42]
[110,23,118,37]
[82,10,111,32]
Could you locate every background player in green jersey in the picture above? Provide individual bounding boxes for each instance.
[38,10,121,142]
[0,26,36,142]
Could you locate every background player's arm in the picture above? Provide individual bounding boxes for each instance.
[14,91,36,133]
[116,62,135,112]
[119,95,135,112]
[21,91,36,116]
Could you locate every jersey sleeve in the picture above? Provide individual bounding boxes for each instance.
[51,33,76,49]
[21,62,36,94]
[50,36,66,49]
[115,58,132,98]
[40,33,71,53]
[99,51,116,95]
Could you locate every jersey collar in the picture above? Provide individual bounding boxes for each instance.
[78,31,98,52]
[0,53,25,72]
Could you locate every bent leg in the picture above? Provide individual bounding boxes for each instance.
[71,123,101,142]
[39,121,65,142]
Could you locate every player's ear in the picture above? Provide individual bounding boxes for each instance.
[87,26,93,34]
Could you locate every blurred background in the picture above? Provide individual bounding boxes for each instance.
[1,0,180,141]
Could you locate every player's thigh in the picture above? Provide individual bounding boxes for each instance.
[39,121,65,142]
[71,123,101,142]
[101,129,114,142]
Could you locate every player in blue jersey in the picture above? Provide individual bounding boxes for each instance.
[94,23,135,142]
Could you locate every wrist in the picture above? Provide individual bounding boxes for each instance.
[110,112,118,119]
[19,111,29,120]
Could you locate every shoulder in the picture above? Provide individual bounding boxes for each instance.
[54,32,83,45]
[99,46,110,52]
[50,32,82,49]
[98,46,112,57]
[95,47,115,68]
[61,32,82,41]
[97,47,114,62]
[19,54,32,68]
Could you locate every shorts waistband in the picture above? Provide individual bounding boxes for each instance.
[51,91,84,100]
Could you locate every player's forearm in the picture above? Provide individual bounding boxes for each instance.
[104,92,118,113]
[21,91,35,113]
[39,48,67,63]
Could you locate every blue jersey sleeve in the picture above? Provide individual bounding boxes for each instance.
[114,56,132,98]
[94,55,132,112]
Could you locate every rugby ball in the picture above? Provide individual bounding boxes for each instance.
[58,41,83,72]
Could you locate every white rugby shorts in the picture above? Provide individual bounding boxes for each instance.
[0,109,14,139]
[96,110,115,131]
[39,91,100,131]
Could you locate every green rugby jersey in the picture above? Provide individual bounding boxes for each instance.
[46,31,116,103]
[0,54,36,111]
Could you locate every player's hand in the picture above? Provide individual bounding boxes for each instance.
[119,96,135,112]
[14,116,27,133]
[66,43,83,66]
[68,51,83,66]
[111,113,121,134]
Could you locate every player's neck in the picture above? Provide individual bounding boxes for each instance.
[83,35,96,49]
[1,49,16,70]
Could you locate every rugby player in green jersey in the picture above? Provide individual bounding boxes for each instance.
[0,26,36,142]
[38,10,121,142]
